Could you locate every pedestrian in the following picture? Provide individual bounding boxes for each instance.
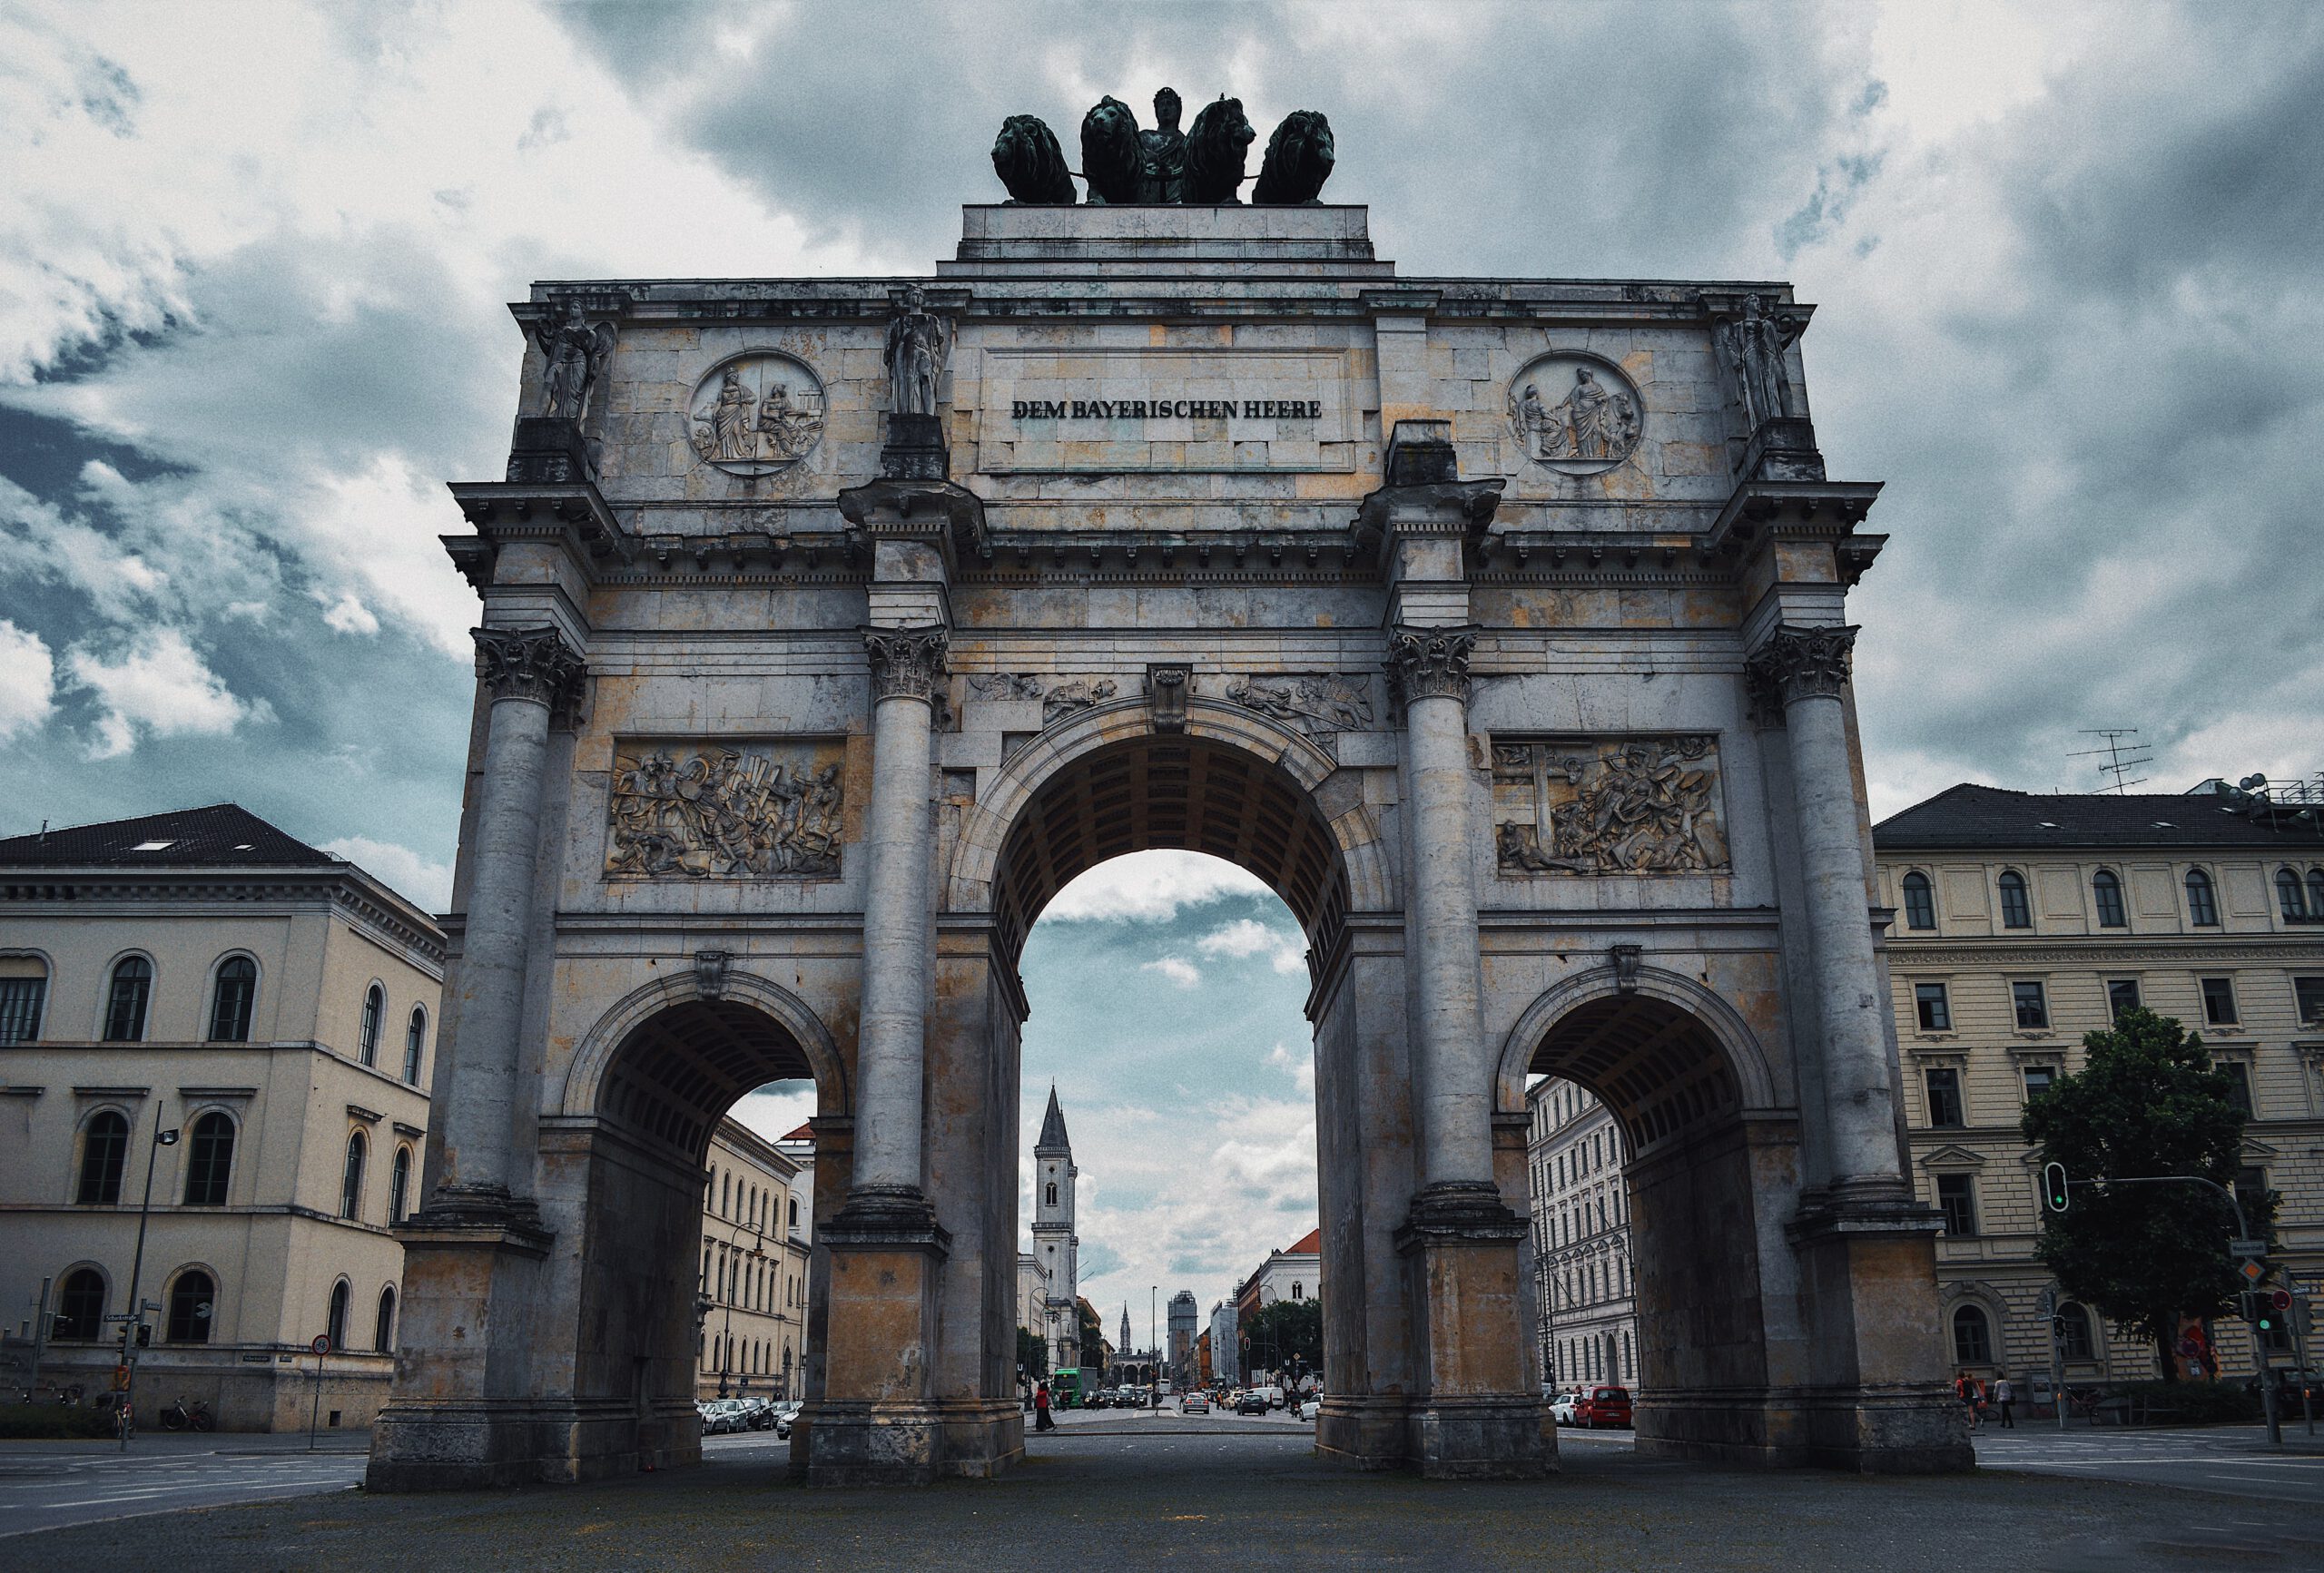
[1992,1372,2014,1429]
[1955,1371,1980,1430]
[1034,1381,1055,1432]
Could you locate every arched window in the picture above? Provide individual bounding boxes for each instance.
[389,1145,413,1225]
[2056,1303,2096,1362]
[1045,1182,1058,1206]
[209,957,257,1042]
[2092,870,2126,929]
[2309,868,2324,917]
[76,1110,130,1204]
[167,1270,215,1343]
[359,984,384,1067]
[104,956,153,1041]
[788,1196,799,1230]
[403,1007,427,1085]
[326,1280,350,1350]
[1997,870,2032,930]
[182,1111,235,1206]
[2276,868,2307,920]
[1951,1304,1993,1365]
[1901,871,1935,930]
[374,1285,397,1352]
[55,1267,106,1341]
[2183,869,2219,927]
[0,955,46,1044]
[340,1131,367,1220]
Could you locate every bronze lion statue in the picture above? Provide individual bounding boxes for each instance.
[1078,96,1143,205]
[1253,110,1335,205]
[991,114,1077,204]
[1183,95,1256,203]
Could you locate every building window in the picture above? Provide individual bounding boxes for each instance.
[1935,1174,1977,1235]
[1952,1304,1993,1365]
[209,957,257,1042]
[1045,1182,1057,1206]
[389,1145,413,1224]
[1997,870,2032,929]
[76,1110,130,1204]
[2310,869,2324,917]
[403,1007,427,1085]
[55,1268,106,1341]
[2056,1303,2096,1362]
[327,1281,350,1351]
[788,1196,800,1230]
[0,964,46,1045]
[2107,979,2142,1020]
[340,1131,367,1220]
[166,1270,215,1344]
[2023,1065,2054,1104]
[182,1112,235,1206]
[1292,1282,1304,1300]
[2012,980,2049,1029]
[375,1285,397,1352]
[359,984,384,1067]
[2092,870,2126,929]
[104,956,153,1041]
[2295,977,2324,1027]
[1924,1067,1965,1128]
[2183,870,2219,927]
[1914,982,1952,1032]
[2218,1062,2252,1116]
[2233,1166,2270,1233]
[1901,872,1935,930]
[2199,976,2238,1026]
[2277,868,2309,920]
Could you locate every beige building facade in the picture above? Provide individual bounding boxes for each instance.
[695,1116,812,1400]
[1527,1077,1638,1390]
[1876,781,2324,1388]
[0,805,441,1430]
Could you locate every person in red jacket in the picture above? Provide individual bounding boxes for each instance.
[1034,1381,1055,1432]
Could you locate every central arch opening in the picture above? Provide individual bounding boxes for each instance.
[995,732,1351,1422]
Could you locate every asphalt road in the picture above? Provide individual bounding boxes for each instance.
[1971,1421,2324,1508]
[0,1432,369,1539]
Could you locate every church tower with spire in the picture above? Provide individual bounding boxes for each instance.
[1031,1086,1079,1376]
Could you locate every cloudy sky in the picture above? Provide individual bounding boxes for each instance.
[5,2,2321,1323]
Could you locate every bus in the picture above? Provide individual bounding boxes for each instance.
[1051,1368,1081,1408]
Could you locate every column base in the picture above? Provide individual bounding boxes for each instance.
[803,1400,1024,1486]
[1314,1395,1411,1470]
[1408,1395,1557,1480]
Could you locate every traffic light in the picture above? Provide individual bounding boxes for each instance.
[2042,1162,2070,1213]
[134,1322,151,1348]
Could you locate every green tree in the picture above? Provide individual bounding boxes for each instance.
[1016,1325,1047,1379]
[1241,1298,1322,1378]
[2022,1007,2273,1380]
[1077,1298,1107,1371]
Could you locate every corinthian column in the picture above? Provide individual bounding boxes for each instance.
[1385,624,1496,1195]
[852,624,948,1204]
[433,625,583,1214]
[1748,623,1904,1194]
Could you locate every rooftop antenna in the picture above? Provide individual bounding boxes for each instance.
[2070,728,2152,794]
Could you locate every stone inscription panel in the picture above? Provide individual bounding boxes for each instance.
[1492,735,1729,875]
[972,347,1357,474]
[606,739,847,880]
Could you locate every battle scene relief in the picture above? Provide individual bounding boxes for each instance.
[605,741,846,879]
[1492,735,1728,874]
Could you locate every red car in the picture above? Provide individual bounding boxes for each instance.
[1572,1385,1631,1429]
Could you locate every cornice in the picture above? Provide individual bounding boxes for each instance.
[1887,939,2324,968]
[0,870,446,968]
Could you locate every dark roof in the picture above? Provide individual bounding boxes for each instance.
[0,803,340,869]
[1873,783,2324,851]
[1036,1086,1070,1154]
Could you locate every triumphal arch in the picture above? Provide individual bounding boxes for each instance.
[369,125,1970,1489]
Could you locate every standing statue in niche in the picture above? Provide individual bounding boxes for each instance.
[1138,88,1187,203]
[527,302,616,423]
[1724,292,1804,430]
[884,285,951,418]
[1183,96,1256,203]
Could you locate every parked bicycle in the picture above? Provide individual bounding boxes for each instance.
[160,1395,215,1432]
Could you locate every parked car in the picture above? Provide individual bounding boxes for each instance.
[1236,1391,1271,1416]
[1549,1391,1580,1426]
[1573,1386,1632,1429]
[741,1398,776,1430]
[1296,1394,1322,1421]
[1178,1391,1211,1414]
[773,1401,803,1439]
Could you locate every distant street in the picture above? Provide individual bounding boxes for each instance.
[1971,1422,2324,1508]
[0,1432,368,1539]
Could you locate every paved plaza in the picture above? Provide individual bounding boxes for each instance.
[7,1423,2321,1570]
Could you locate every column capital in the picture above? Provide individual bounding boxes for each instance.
[1384,624,1479,706]
[863,624,950,703]
[1746,623,1858,708]
[472,625,586,707]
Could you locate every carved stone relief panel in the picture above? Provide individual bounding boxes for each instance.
[687,351,827,476]
[964,673,1119,726]
[606,739,846,880]
[1506,352,1643,474]
[1492,735,1728,875]
[1224,673,1374,737]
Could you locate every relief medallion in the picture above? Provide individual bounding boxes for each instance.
[687,351,827,476]
[1506,352,1643,474]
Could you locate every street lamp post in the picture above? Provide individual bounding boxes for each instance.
[1150,1285,1158,1410]
[116,1107,179,1450]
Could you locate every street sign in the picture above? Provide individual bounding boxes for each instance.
[2240,1259,2268,1283]
[2230,1239,2268,1258]
[310,1335,331,1355]
[2270,1289,2294,1312]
